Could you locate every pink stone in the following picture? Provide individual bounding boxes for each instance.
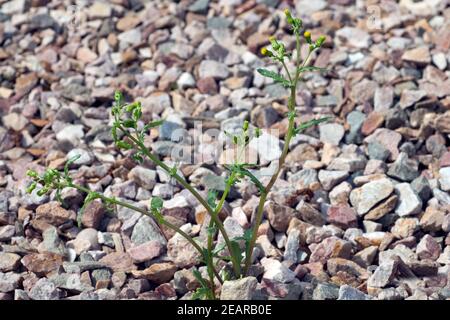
[309,236,352,263]
[128,240,163,263]
[416,235,441,261]
[327,205,358,229]
[440,152,450,167]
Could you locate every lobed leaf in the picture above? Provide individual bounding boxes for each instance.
[256,68,291,88]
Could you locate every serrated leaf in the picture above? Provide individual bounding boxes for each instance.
[212,242,227,256]
[297,66,328,73]
[150,197,165,224]
[206,226,217,237]
[64,154,81,178]
[144,119,164,131]
[116,141,132,150]
[207,190,217,209]
[229,240,243,271]
[122,119,136,128]
[294,116,331,135]
[257,68,291,88]
[151,197,163,211]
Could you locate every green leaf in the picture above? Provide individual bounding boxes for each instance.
[212,242,227,256]
[132,108,142,121]
[122,119,136,128]
[64,154,81,179]
[150,197,165,224]
[116,141,132,150]
[206,226,217,237]
[229,240,243,275]
[207,190,217,210]
[132,154,143,163]
[256,68,291,88]
[235,229,253,254]
[192,269,208,288]
[297,66,327,73]
[192,287,210,300]
[144,119,164,131]
[26,181,37,194]
[151,197,163,211]
[294,116,331,135]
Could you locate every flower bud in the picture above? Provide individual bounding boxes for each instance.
[243,120,249,131]
[284,8,294,25]
[269,36,280,50]
[260,47,273,57]
[316,35,326,47]
[255,127,261,138]
[26,182,37,194]
[304,31,312,44]
[26,170,38,178]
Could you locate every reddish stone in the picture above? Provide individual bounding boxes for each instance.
[21,253,64,275]
[309,236,352,263]
[155,283,177,298]
[440,151,450,167]
[100,252,137,272]
[361,112,385,136]
[416,235,441,261]
[327,205,358,229]
[197,77,218,94]
[81,200,105,229]
[128,240,163,263]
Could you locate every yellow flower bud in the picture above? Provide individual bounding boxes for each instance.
[304,31,312,44]
[284,8,290,16]
[260,47,268,55]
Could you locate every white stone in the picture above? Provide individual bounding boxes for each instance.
[439,167,450,192]
[394,183,422,216]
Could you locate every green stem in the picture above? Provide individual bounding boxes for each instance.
[122,129,240,277]
[243,31,304,276]
[67,182,205,256]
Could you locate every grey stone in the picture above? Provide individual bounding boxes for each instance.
[374,87,394,111]
[338,285,371,300]
[367,260,398,288]
[368,141,391,161]
[411,176,432,202]
[188,0,209,13]
[220,277,258,300]
[283,229,300,262]
[346,111,366,144]
[336,27,371,49]
[319,123,345,146]
[38,226,67,256]
[350,178,394,216]
[318,170,349,191]
[67,149,93,166]
[295,0,327,15]
[439,167,450,192]
[433,188,450,205]
[49,273,94,293]
[29,278,59,300]
[387,152,419,182]
[261,258,295,283]
[313,283,339,300]
[0,272,22,293]
[131,216,167,246]
[394,183,422,217]
[127,166,157,190]
[199,60,229,80]
[0,253,21,272]
[0,225,15,241]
